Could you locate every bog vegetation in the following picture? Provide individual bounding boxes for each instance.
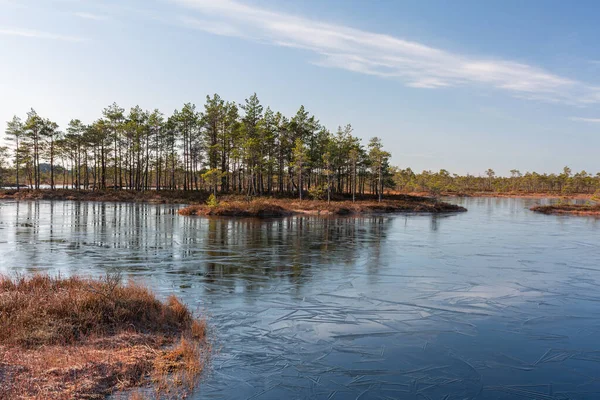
[0,274,208,399]
[394,167,600,196]
[178,196,466,217]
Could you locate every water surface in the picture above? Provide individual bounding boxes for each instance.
[1,198,599,399]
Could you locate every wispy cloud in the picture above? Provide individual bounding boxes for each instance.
[570,117,600,123]
[0,27,85,42]
[180,16,241,37]
[74,11,109,21]
[171,0,600,105]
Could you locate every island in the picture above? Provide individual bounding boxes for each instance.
[179,196,466,217]
[530,203,600,216]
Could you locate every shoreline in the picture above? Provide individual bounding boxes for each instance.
[2,188,595,202]
[530,204,600,216]
[0,189,206,204]
[0,189,467,216]
[405,191,597,200]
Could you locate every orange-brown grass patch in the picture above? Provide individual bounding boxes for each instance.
[178,199,292,217]
[0,274,208,399]
[178,197,466,218]
[531,203,600,216]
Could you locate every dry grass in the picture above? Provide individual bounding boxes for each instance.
[179,197,466,218]
[179,199,292,217]
[531,203,600,216]
[0,274,208,399]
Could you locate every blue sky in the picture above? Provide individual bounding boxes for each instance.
[1,0,599,175]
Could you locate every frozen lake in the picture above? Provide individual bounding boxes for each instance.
[1,197,599,399]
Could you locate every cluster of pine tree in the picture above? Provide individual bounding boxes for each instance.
[2,93,392,200]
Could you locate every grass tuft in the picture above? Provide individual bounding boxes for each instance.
[0,273,208,399]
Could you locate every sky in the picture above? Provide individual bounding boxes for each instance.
[1,0,599,176]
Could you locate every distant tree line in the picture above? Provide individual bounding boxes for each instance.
[393,167,600,195]
[2,93,392,200]
[4,96,596,199]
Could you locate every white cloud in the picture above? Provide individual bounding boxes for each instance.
[74,11,108,21]
[569,117,600,123]
[180,16,241,37]
[171,0,600,105]
[0,28,85,42]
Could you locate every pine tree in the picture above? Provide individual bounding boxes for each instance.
[41,119,60,189]
[5,116,24,189]
[103,103,125,189]
[292,138,308,200]
[24,109,44,189]
[368,137,391,202]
